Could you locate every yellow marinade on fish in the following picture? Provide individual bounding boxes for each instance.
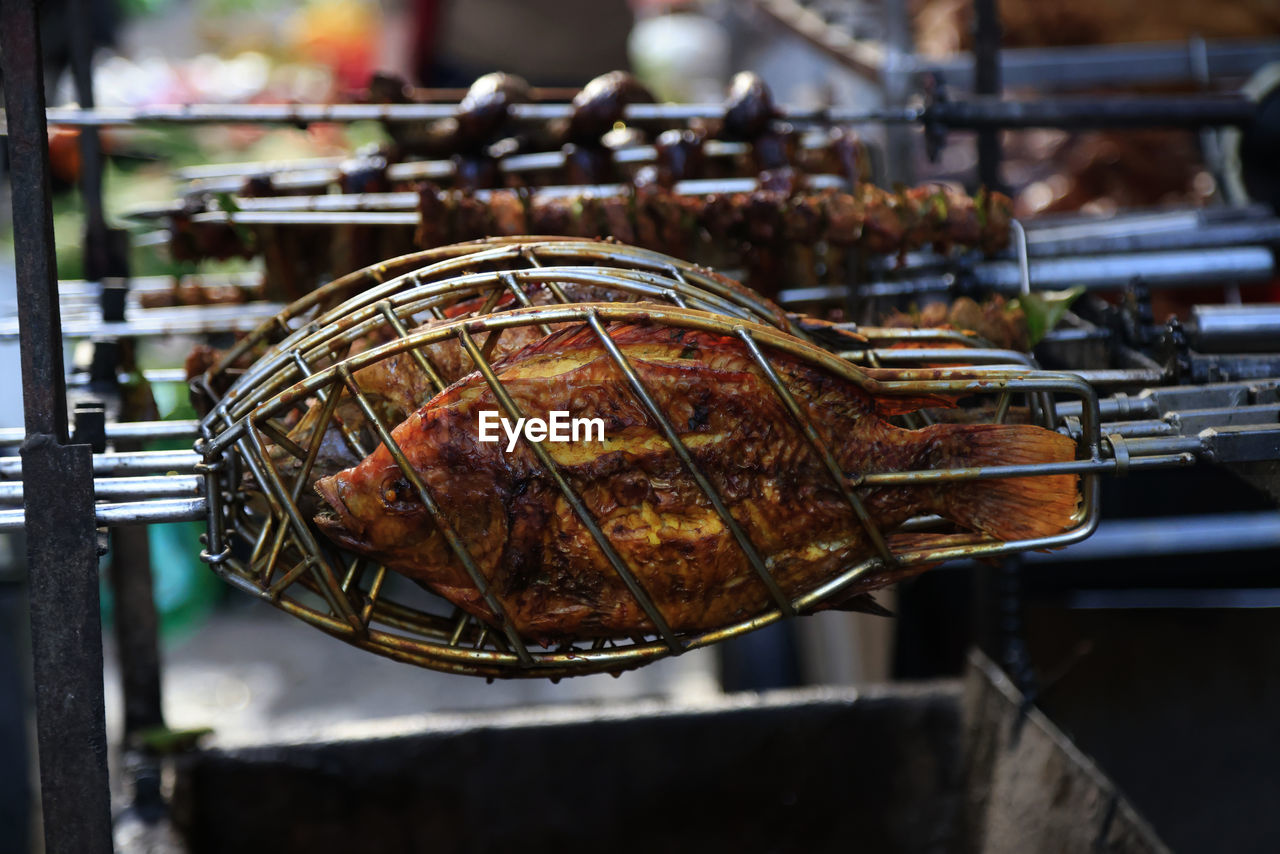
[271,275,789,516]
[314,319,1079,642]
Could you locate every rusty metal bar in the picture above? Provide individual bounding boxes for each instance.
[2,0,113,848]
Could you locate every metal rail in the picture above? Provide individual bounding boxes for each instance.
[20,101,920,129]
[0,496,207,531]
[777,245,1278,304]
[126,175,850,221]
[0,302,286,340]
[0,419,199,446]
[9,92,1259,137]
[173,137,832,196]
[0,449,200,478]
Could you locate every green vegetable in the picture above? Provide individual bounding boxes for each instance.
[214,191,257,252]
[135,726,214,755]
[1013,286,1085,347]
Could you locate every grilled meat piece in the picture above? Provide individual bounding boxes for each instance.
[723,71,779,140]
[566,71,654,145]
[562,143,616,186]
[488,189,528,236]
[455,72,531,151]
[412,183,1013,262]
[883,295,1030,352]
[653,129,706,187]
[315,319,1078,641]
[451,153,501,192]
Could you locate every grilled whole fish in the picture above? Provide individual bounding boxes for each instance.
[314,319,1078,641]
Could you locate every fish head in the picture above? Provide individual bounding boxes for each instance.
[313,444,436,558]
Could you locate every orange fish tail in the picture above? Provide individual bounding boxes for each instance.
[926,423,1080,543]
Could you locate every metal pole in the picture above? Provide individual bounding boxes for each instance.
[972,0,1003,192]
[0,1,114,851]
[67,0,111,280]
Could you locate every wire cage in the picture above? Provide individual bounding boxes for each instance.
[192,238,804,410]
[193,270,1198,677]
[192,237,1043,418]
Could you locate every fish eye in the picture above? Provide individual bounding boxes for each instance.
[379,476,421,512]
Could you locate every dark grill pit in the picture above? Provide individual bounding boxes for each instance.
[169,653,1167,854]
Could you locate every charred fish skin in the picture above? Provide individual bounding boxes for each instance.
[315,322,1078,642]
[271,279,671,503]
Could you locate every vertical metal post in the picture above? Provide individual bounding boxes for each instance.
[973,0,1003,192]
[68,0,111,280]
[1,1,115,852]
[68,0,167,747]
[881,0,916,186]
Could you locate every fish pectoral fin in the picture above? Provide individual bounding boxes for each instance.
[824,592,894,617]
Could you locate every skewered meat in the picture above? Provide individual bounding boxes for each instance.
[368,71,533,158]
[723,71,779,140]
[454,72,531,150]
[635,129,706,189]
[138,280,257,309]
[561,143,616,185]
[451,152,501,192]
[565,71,654,145]
[883,295,1030,352]
[414,181,1014,286]
[314,319,1078,641]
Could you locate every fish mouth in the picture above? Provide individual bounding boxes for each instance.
[314,474,364,546]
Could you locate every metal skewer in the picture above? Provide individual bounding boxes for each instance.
[17,102,920,129]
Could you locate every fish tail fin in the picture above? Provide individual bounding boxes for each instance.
[928,424,1080,542]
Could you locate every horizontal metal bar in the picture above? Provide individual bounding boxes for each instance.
[838,347,1034,367]
[920,38,1280,91]
[0,449,199,479]
[1065,589,1280,609]
[976,247,1276,291]
[20,102,918,130]
[1098,419,1176,439]
[0,496,207,531]
[1027,219,1280,257]
[0,475,201,505]
[860,452,1194,487]
[1067,369,1170,387]
[57,273,263,295]
[1022,511,1280,563]
[1116,435,1208,457]
[135,174,849,221]
[929,94,1256,130]
[0,419,199,446]
[0,302,286,340]
[176,138,801,195]
[788,245,1275,303]
[65,370,190,388]
[1058,395,1159,422]
[1190,303,1280,353]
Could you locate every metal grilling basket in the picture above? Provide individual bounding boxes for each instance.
[195,265,1186,677]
